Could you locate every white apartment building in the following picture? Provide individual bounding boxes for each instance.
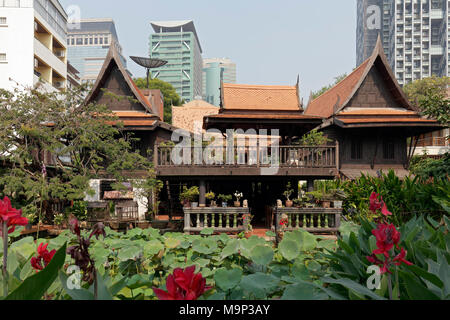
[386,0,449,86]
[0,0,68,92]
[358,0,450,86]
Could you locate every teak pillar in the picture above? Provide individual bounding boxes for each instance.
[199,180,206,207]
[307,179,314,193]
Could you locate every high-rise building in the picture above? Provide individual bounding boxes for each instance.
[149,20,203,103]
[67,18,127,84]
[202,58,236,106]
[0,0,68,92]
[357,0,450,86]
[357,0,392,66]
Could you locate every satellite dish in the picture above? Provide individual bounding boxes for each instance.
[129,56,168,88]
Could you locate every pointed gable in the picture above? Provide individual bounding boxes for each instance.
[84,41,158,117]
[305,36,417,118]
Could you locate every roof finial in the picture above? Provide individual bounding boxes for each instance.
[374,33,384,56]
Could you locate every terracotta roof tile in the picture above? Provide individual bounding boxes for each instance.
[337,117,437,124]
[113,111,156,118]
[222,83,301,111]
[305,59,370,117]
[337,108,417,116]
[208,113,321,120]
[121,120,157,126]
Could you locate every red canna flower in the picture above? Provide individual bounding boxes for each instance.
[89,222,106,240]
[153,266,211,300]
[0,196,28,235]
[393,247,413,267]
[369,192,392,216]
[69,217,81,237]
[366,254,390,274]
[368,223,413,275]
[372,223,401,257]
[31,242,56,272]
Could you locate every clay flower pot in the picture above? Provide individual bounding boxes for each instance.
[285,200,293,208]
[321,201,331,208]
[234,201,241,207]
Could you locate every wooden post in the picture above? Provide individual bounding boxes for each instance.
[307,179,314,192]
[199,180,206,207]
[153,143,158,168]
[184,209,191,234]
[335,140,340,171]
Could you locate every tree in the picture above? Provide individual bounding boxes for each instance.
[403,76,450,126]
[403,76,450,106]
[0,83,158,223]
[311,73,347,100]
[134,77,183,124]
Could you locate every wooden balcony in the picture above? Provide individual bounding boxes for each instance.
[183,207,250,234]
[154,144,340,177]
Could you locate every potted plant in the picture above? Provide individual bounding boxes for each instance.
[321,192,335,208]
[283,182,294,207]
[277,214,289,241]
[54,213,66,230]
[179,186,200,208]
[330,189,346,208]
[243,214,253,238]
[293,198,303,208]
[234,191,243,207]
[218,194,232,208]
[205,192,216,207]
[24,212,37,230]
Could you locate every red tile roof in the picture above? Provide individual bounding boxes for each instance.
[222,83,301,111]
[207,113,321,120]
[113,111,156,118]
[337,117,437,124]
[305,59,370,117]
[337,108,417,116]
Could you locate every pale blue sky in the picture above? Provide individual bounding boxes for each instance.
[60,0,357,101]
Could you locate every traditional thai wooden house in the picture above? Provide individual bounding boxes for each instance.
[304,37,444,180]
[83,37,444,234]
[83,43,176,220]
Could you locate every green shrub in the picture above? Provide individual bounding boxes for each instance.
[339,170,449,225]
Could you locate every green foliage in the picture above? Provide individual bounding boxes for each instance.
[65,201,88,222]
[403,76,450,126]
[205,192,216,201]
[217,194,232,203]
[134,77,183,124]
[179,186,200,202]
[297,130,331,147]
[0,84,156,222]
[320,216,450,300]
[410,153,450,180]
[6,243,67,300]
[2,227,335,300]
[338,170,449,224]
[283,182,294,201]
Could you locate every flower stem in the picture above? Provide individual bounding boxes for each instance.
[94,268,98,300]
[387,273,393,300]
[2,222,9,297]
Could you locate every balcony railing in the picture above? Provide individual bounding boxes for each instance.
[155,144,338,169]
[275,207,342,235]
[183,207,249,234]
[417,137,449,147]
